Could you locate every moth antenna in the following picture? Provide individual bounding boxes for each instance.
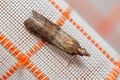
[77,48,90,57]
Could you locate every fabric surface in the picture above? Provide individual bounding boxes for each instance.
[0,0,120,80]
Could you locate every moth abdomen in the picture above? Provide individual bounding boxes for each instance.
[24,11,90,57]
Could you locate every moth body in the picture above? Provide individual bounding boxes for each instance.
[24,11,90,56]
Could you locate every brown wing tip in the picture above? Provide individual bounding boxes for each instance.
[77,48,90,57]
[82,52,90,57]
[32,10,38,16]
[32,10,43,18]
[32,10,40,18]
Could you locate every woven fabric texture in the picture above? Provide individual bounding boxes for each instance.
[0,0,120,80]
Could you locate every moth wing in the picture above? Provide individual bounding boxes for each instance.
[67,44,78,55]
[32,11,45,22]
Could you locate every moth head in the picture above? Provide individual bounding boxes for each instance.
[24,18,39,33]
[24,11,46,35]
[24,11,45,29]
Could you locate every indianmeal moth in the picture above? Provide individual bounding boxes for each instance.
[24,11,90,57]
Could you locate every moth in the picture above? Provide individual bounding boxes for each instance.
[24,11,90,57]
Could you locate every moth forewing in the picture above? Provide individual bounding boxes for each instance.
[24,11,90,57]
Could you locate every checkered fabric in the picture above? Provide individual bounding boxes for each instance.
[0,0,120,80]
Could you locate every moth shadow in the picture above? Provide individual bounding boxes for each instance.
[46,44,85,68]
[68,56,85,67]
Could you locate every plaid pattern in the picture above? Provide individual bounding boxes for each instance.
[0,0,120,80]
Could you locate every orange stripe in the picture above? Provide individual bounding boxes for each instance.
[0,38,8,46]
[83,32,88,36]
[49,0,71,26]
[4,42,13,49]
[0,34,28,64]
[62,7,71,19]
[56,16,65,26]
[0,62,19,80]
[114,61,120,68]
[105,66,120,80]
[0,33,48,79]
[105,76,114,80]
[42,77,48,80]
[105,60,120,80]
[56,7,71,26]
[26,41,45,58]
[25,61,48,80]
[91,39,95,44]
[0,34,22,58]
